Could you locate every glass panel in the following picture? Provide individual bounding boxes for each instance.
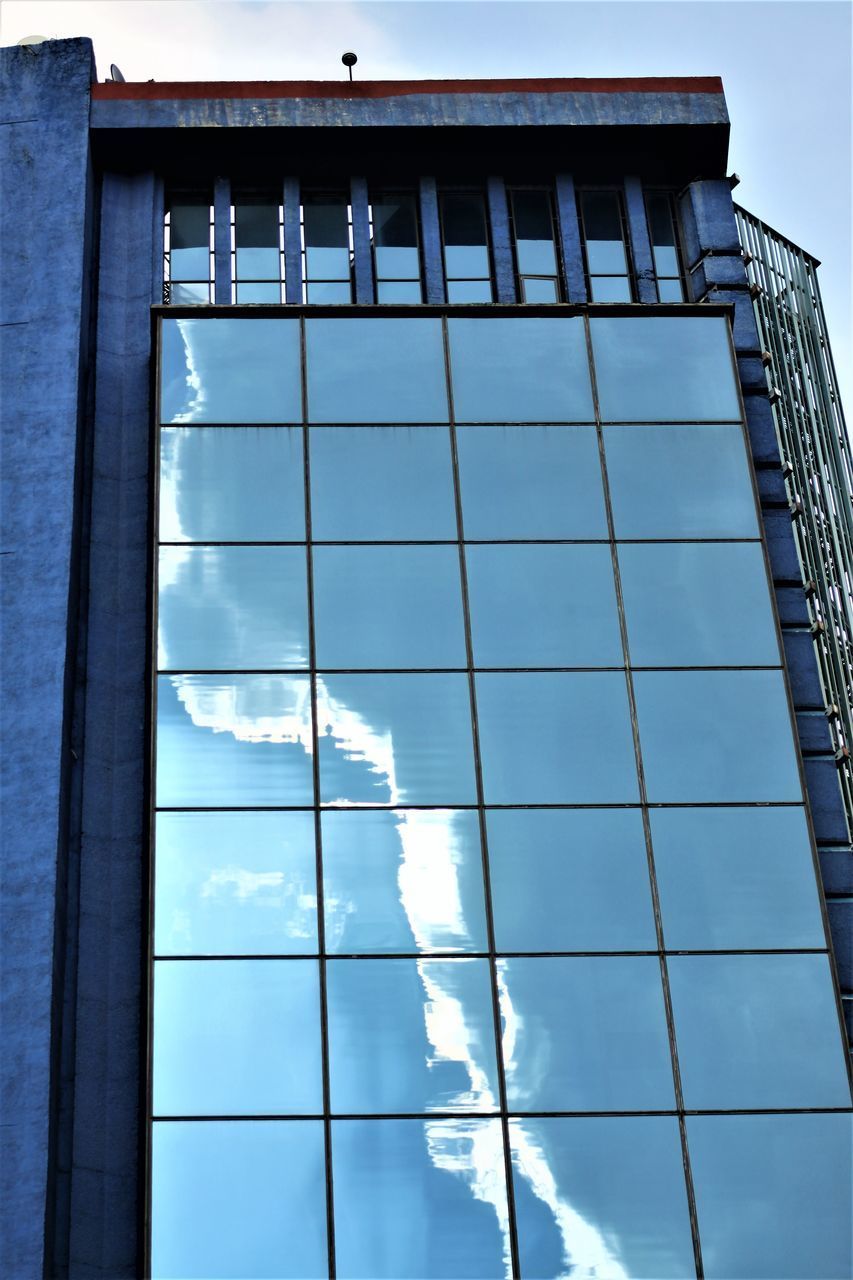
[446,279,493,303]
[332,1118,510,1279]
[306,280,352,304]
[322,809,487,954]
[154,811,318,957]
[657,277,684,302]
[152,959,322,1115]
[510,1117,695,1280]
[318,673,477,806]
[235,202,280,278]
[161,318,302,424]
[512,190,558,276]
[156,673,313,806]
[580,191,628,274]
[457,426,607,540]
[169,203,209,281]
[313,545,466,669]
[669,953,851,1110]
[475,672,639,804]
[442,193,490,278]
[589,275,632,303]
[604,425,759,539]
[305,318,448,423]
[170,282,210,305]
[646,193,680,278]
[487,809,656,952]
[687,1114,853,1280]
[618,542,779,667]
[170,248,209,282]
[309,427,456,541]
[651,807,826,951]
[159,428,305,543]
[327,958,499,1113]
[303,195,350,279]
[235,282,281,303]
[377,280,422,303]
[373,194,419,278]
[447,317,593,423]
[498,956,674,1110]
[466,544,622,668]
[158,546,309,671]
[151,1120,327,1280]
[520,277,559,303]
[590,315,742,422]
[634,670,802,803]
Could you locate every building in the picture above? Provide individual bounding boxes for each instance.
[1,35,851,1280]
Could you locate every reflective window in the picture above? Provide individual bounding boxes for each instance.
[158,546,309,671]
[466,544,622,668]
[161,318,302,424]
[441,192,493,302]
[634,670,802,803]
[646,192,684,302]
[510,189,560,303]
[156,674,314,807]
[456,426,607,540]
[313,545,466,669]
[165,199,212,305]
[590,315,742,422]
[651,807,826,951]
[159,428,306,543]
[327,958,499,1114]
[151,1121,327,1280]
[309,426,457,541]
[604,424,759,539]
[305,318,448,423]
[510,1117,695,1280]
[332,1118,510,1279]
[318,673,477,806]
[487,809,656,953]
[669,953,851,1110]
[322,809,487,954]
[498,957,674,1111]
[579,191,632,302]
[153,959,322,1115]
[233,196,282,303]
[372,193,422,303]
[619,542,779,667]
[687,1114,853,1280]
[447,317,593,423]
[476,672,639,804]
[154,811,318,957]
[302,192,352,303]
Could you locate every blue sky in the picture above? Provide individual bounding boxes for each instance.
[4,0,850,409]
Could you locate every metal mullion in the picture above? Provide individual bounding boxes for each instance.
[443,315,522,1280]
[584,312,705,1279]
[154,799,809,813]
[152,1103,853,1122]
[156,946,831,962]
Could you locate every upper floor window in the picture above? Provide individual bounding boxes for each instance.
[370,193,422,303]
[302,193,353,303]
[579,190,632,302]
[509,189,561,303]
[646,193,685,302]
[441,192,493,303]
[165,198,213,304]
[232,194,284,303]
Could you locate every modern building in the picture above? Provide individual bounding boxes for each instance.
[2,35,852,1280]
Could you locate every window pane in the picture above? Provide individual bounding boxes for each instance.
[327,958,499,1114]
[687,1114,853,1280]
[604,425,759,539]
[318,673,476,806]
[634,670,802,803]
[375,247,421,279]
[156,674,313,806]
[442,193,490,278]
[306,318,448,423]
[309,427,456,541]
[170,248,209,281]
[154,811,318,957]
[170,282,210,305]
[446,279,493,303]
[476,672,639,804]
[669,953,851,1110]
[159,428,306,543]
[520,277,559,303]
[306,281,352,303]
[170,203,209,281]
[151,1120,327,1280]
[152,959,322,1115]
[235,201,279,278]
[313,545,466,669]
[373,194,419,275]
[498,957,674,1110]
[332,1118,509,1279]
[457,426,607,540]
[619,542,779,667]
[235,282,281,303]
[322,809,487,954]
[657,277,684,302]
[646,194,680,278]
[303,195,349,278]
[510,1117,695,1280]
[161,318,302,424]
[448,317,593,423]
[488,809,656,953]
[512,190,557,276]
[466,544,622,668]
[377,280,422,303]
[590,315,742,422]
[651,807,826,951]
[158,546,309,670]
[581,191,628,274]
[589,275,632,303]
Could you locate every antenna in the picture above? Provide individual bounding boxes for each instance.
[16,35,48,45]
[341,51,357,82]
[110,64,126,83]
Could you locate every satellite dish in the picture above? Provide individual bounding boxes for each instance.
[110,64,126,83]
[341,51,357,81]
[17,35,48,45]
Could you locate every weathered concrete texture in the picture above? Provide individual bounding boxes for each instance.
[487,177,516,304]
[283,176,302,305]
[0,37,95,1279]
[554,174,586,303]
[418,177,444,305]
[623,176,656,303]
[678,178,741,266]
[351,176,375,305]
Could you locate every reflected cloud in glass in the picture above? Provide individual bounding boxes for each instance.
[161,318,302,423]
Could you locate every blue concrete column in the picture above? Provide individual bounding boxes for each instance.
[554,173,586,303]
[213,176,232,304]
[486,176,516,303]
[283,176,302,304]
[623,175,657,303]
[350,176,375,304]
[0,37,96,1280]
[418,177,445,304]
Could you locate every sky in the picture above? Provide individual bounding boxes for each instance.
[3,0,851,409]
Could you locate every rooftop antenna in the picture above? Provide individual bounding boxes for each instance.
[341,51,357,82]
[110,64,126,83]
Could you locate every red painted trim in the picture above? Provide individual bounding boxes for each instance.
[91,76,724,102]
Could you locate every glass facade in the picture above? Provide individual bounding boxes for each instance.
[151,311,851,1279]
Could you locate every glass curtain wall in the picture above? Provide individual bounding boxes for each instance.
[151,311,852,1280]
